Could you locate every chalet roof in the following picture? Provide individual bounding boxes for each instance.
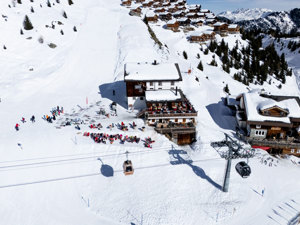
[214,22,226,26]
[206,13,215,19]
[124,62,182,82]
[167,19,178,25]
[190,18,204,23]
[243,91,300,124]
[206,18,216,22]
[186,12,197,16]
[146,11,156,17]
[145,90,182,102]
[190,30,214,36]
[228,24,239,29]
[200,9,209,13]
[178,18,190,22]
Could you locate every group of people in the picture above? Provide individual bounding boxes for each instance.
[15,115,35,131]
[85,132,141,145]
[43,106,64,123]
[144,137,155,148]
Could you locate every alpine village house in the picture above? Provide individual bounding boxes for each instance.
[124,62,197,145]
[235,90,300,156]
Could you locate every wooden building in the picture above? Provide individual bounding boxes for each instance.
[190,18,203,26]
[235,90,300,156]
[121,0,132,6]
[158,12,172,21]
[166,19,180,31]
[145,11,158,23]
[228,24,240,34]
[189,31,215,43]
[124,62,197,145]
[142,0,154,7]
[213,22,229,36]
[177,18,191,27]
[154,7,165,13]
[172,11,185,19]
[129,7,142,17]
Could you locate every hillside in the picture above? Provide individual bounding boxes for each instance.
[0,0,300,225]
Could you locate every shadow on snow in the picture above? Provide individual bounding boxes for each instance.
[99,81,128,109]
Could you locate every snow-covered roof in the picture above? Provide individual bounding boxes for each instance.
[124,62,182,81]
[243,92,300,123]
[201,9,209,13]
[214,22,226,26]
[145,90,182,102]
[146,11,156,17]
[197,13,205,16]
[190,18,204,23]
[178,18,190,22]
[190,30,214,36]
[228,24,239,29]
[167,19,178,25]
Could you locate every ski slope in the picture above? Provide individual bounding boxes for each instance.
[0,0,300,224]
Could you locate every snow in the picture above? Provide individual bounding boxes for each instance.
[228,24,238,29]
[145,90,181,102]
[243,92,300,123]
[124,62,182,81]
[218,8,274,22]
[0,0,299,225]
[167,19,177,25]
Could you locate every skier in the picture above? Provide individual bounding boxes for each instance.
[30,115,35,123]
[15,123,20,131]
[21,117,26,123]
[262,188,265,197]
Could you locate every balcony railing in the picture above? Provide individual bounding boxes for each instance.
[247,137,300,149]
[147,111,197,118]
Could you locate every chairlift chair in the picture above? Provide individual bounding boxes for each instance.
[123,160,134,175]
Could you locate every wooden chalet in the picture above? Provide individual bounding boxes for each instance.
[190,18,203,26]
[167,5,179,13]
[228,24,240,34]
[145,12,158,23]
[189,31,215,43]
[121,0,132,6]
[154,7,165,13]
[142,0,154,7]
[186,12,200,19]
[158,12,172,21]
[124,62,197,145]
[177,18,191,27]
[129,7,142,17]
[235,90,300,156]
[188,5,201,13]
[213,22,229,36]
[135,0,145,3]
[172,11,185,19]
[166,19,180,31]
[152,2,162,8]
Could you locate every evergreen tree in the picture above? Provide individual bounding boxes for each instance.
[20,29,24,35]
[73,26,77,32]
[204,48,209,55]
[197,61,203,71]
[60,29,64,35]
[62,10,68,19]
[47,0,51,7]
[223,84,230,94]
[68,0,73,5]
[30,6,34,13]
[23,15,33,30]
[183,51,188,60]
[17,0,22,4]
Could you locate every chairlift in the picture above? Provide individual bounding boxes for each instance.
[123,160,134,175]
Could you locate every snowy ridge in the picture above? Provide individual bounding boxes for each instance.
[218,8,300,33]
[218,8,273,22]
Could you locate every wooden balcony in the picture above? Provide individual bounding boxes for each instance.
[247,137,300,149]
[154,123,196,134]
[147,111,197,118]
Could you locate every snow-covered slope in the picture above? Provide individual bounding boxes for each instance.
[218,8,300,33]
[218,8,273,22]
[0,0,300,225]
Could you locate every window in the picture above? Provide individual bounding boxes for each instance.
[297,150,300,153]
[150,82,153,86]
[158,88,162,90]
[158,81,162,86]
[291,149,295,153]
[150,88,154,90]
[133,97,136,100]
[175,119,178,122]
[140,97,144,100]
[152,119,155,122]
